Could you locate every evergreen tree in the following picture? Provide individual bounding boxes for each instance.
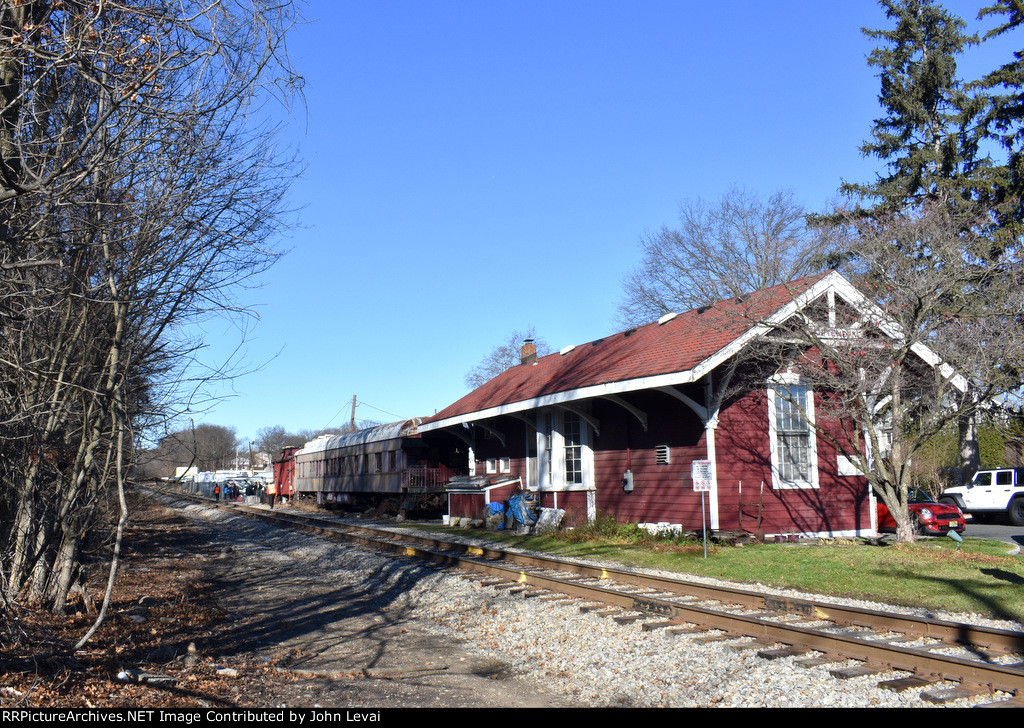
[844,0,996,217]
[977,0,1024,240]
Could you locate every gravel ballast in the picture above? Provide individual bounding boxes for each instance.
[169,497,1021,708]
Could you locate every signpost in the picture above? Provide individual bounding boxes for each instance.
[691,459,712,559]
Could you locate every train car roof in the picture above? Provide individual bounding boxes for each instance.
[297,418,422,455]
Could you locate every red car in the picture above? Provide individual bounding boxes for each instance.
[876,488,966,536]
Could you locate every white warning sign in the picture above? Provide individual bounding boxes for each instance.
[691,459,713,492]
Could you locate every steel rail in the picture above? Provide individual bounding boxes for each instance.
[236,501,1024,656]
[149,486,1024,697]
[443,555,1024,694]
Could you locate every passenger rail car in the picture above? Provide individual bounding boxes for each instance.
[287,418,462,513]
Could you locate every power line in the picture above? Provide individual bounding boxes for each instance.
[323,395,407,430]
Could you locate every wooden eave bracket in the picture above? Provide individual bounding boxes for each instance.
[553,403,601,436]
[472,421,506,447]
[600,394,648,431]
[657,386,709,422]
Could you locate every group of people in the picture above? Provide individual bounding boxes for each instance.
[212,479,279,506]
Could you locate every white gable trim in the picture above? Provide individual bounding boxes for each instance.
[419,271,965,433]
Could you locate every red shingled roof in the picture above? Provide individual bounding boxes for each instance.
[423,274,830,427]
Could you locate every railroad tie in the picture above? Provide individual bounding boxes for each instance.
[878,675,940,693]
[793,656,842,668]
[692,633,738,644]
[537,595,577,604]
[829,664,881,680]
[612,613,647,625]
[664,625,707,636]
[516,588,550,598]
[920,686,983,704]
[757,647,807,660]
[724,640,773,653]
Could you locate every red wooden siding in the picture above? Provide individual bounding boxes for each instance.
[448,493,481,519]
[532,490,590,527]
[714,390,872,536]
[591,392,710,528]
[444,383,872,536]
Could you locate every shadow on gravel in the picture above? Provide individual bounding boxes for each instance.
[183,509,462,677]
[200,557,434,668]
[130,494,577,708]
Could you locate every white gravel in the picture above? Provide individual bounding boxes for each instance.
[170,498,1022,708]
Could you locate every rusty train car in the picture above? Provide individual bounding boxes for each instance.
[279,418,465,514]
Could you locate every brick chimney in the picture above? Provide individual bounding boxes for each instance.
[520,339,537,365]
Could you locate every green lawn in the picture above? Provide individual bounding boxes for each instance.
[426,523,1024,623]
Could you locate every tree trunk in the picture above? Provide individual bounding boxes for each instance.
[959,409,980,482]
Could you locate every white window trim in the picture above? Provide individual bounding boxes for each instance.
[767,374,819,490]
[536,409,594,491]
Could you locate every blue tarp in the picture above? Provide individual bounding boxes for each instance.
[508,493,536,525]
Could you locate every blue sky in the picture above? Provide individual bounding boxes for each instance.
[184,1,1020,445]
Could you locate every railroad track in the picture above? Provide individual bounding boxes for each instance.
[148,485,1024,706]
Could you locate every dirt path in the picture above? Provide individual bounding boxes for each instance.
[196,533,575,708]
[0,495,578,709]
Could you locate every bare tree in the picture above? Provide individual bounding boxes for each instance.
[617,187,836,327]
[0,0,301,631]
[188,424,243,471]
[728,203,1024,543]
[256,425,312,460]
[465,327,551,389]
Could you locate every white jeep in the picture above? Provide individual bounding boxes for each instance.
[939,468,1024,526]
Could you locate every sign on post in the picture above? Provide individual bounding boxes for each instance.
[690,459,713,558]
[691,459,713,492]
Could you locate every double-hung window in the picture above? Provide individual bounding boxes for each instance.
[563,412,583,485]
[768,382,818,489]
[537,409,591,488]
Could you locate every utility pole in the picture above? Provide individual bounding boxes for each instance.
[350,395,357,432]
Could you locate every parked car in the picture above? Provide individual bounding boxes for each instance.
[939,468,1024,526]
[876,488,966,536]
